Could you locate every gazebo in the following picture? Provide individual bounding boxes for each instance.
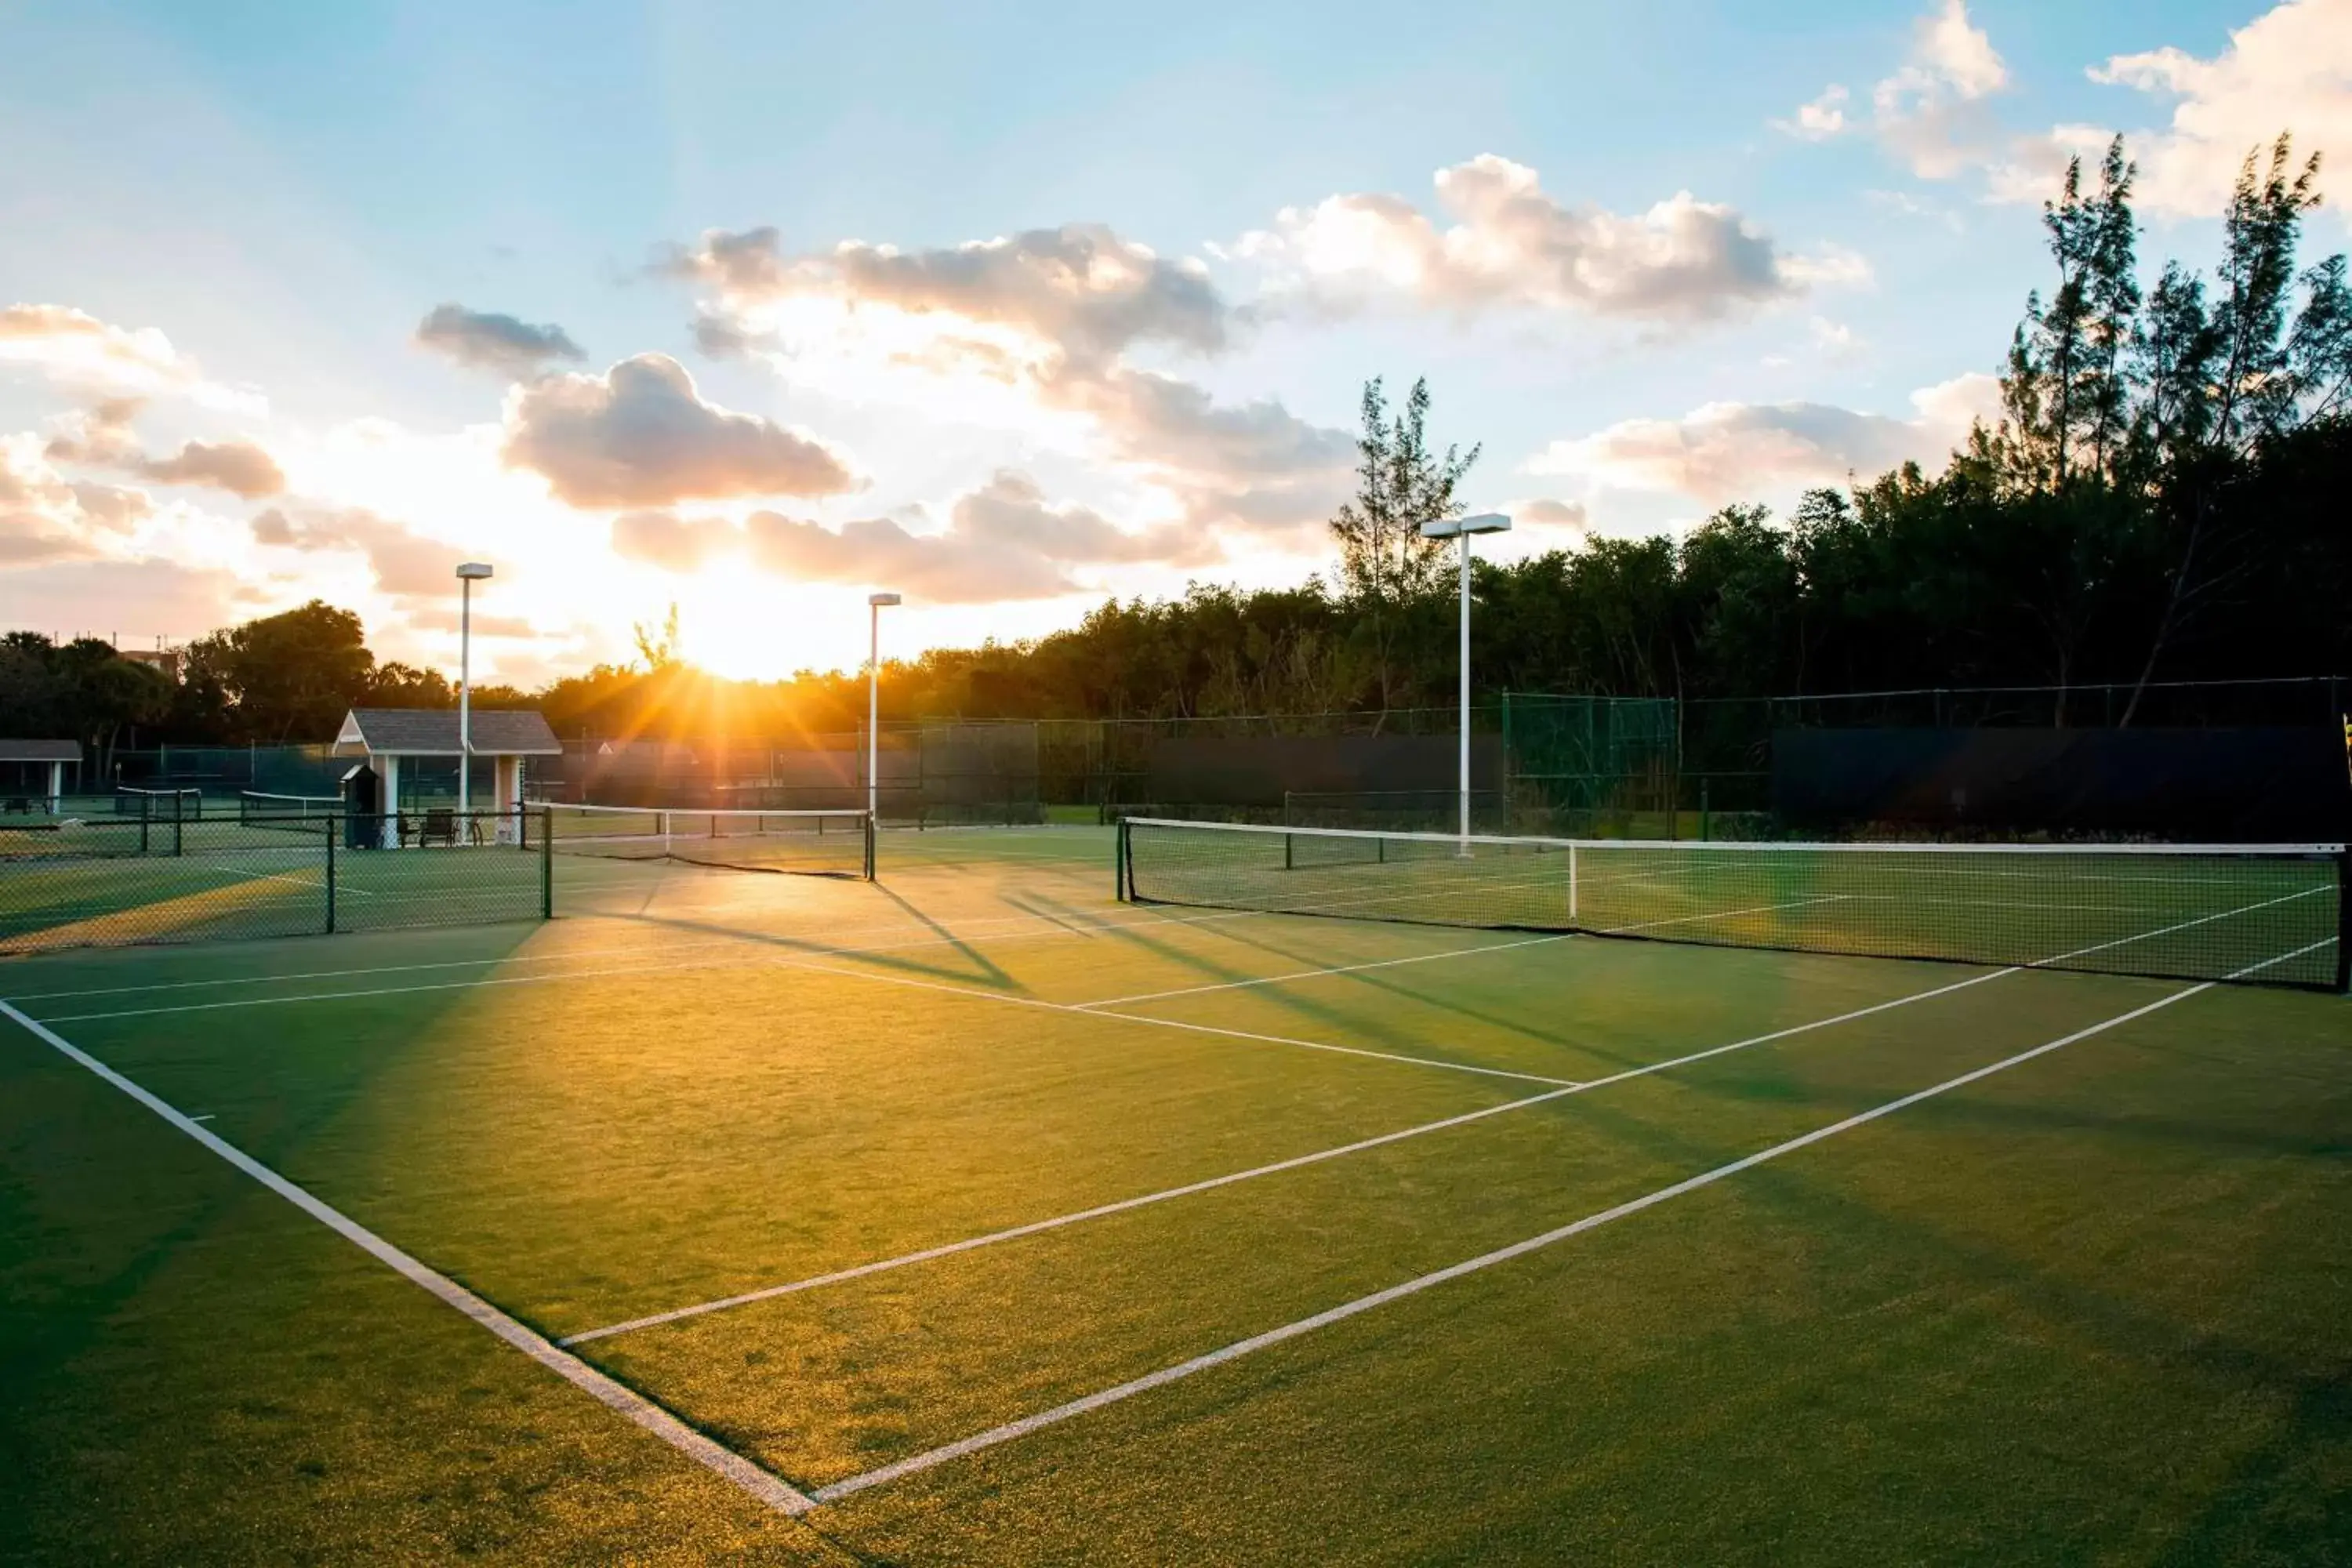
[332,708,561,846]
[0,739,79,813]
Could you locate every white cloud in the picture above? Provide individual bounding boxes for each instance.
[1527,372,2001,506]
[1775,85,1852,140]
[501,354,858,508]
[2082,0,2351,220]
[0,303,262,412]
[0,430,155,565]
[248,504,467,598]
[667,223,1227,370]
[663,219,1356,541]
[1235,156,1858,321]
[1780,2,2018,183]
[603,472,1218,601]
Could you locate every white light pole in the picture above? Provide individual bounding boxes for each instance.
[866,592,901,819]
[456,562,493,817]
[1418,514,1511,848]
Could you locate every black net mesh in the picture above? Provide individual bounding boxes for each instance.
[1120,818,2344,989]
[541,804,873,878]
[0,810,548,955]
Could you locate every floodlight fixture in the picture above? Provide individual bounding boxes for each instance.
[869,591,902,607]
[1419,513,1512,539]
[456,561,495,580]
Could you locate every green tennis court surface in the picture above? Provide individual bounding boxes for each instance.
[4,826,2348,1563]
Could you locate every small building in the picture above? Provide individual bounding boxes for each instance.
[332,708,561,846]
[0,739,78,812]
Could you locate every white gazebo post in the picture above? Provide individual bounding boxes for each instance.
[1418,514,1512,850]
[45,760,62,814]
[866,592,901,820]
[378,753,402,848]
[456,562,493,819]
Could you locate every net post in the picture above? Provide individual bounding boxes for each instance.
[2336,848,2350,995]
[540,806,554,920]
[324,815,337,934]
[1116,816,1131,902]
[1568,843,1579,920]
[864,812,876,880]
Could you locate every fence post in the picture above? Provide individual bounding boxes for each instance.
[2337,848,2350,995]
[540,806,554,920]
[325,815,337,934]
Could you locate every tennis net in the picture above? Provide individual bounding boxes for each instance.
[1117,817,2347,990]
[114,786,202,819]
[239,790,343,832]
[538,803,873,878]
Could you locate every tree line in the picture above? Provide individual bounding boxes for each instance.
[4,132,2345,753]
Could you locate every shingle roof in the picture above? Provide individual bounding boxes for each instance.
[0,739,79,764]
[333,708,562,757]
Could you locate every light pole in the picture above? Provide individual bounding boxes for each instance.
[866,592,901,820]
[456,562,493,818]
[1417,514,1511,848]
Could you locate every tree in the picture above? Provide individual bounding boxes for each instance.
[2120,135,2339,722]
[1996,138,2139,490]
[1328,376,1480,717]
[633,602,684,672]
[178,600,376,742]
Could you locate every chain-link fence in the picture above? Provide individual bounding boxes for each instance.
[0,808,550,956]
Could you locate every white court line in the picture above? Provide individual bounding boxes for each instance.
[0,999,819,1517]
[1073,934,1572,1009]
[561,1085,1582,1345]
[27,903,1285,1025]
[4,900,1260,1004]
[774,959,1581,1088]
[808,978,2216,1505]
[561,963,2017,1347]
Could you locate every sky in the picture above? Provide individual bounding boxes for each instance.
[0,0,2346,683]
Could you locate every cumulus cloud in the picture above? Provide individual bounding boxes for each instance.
[0,432,154,565]
[43,400,285,498]
[500,354,857,508]
[1527,372,2002,506]
[1040,366,1357,534]
[1232,156,1858,322]
[2078,0,2350,220]
[609,473,1216,601]
[662,218,1355,539]
[1779,1,2016,180]
[414,303,586,377]
[667,223,1228,368]
[0,303,260,411]
[1774,85,1852,140]
[248,505,463,597]
[139,438,285,497]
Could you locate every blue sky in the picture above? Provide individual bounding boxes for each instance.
[0,0,2342,680]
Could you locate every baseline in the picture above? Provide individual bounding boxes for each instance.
[0,999,819,1516]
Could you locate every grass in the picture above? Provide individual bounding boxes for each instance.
[2,823,2348,1563]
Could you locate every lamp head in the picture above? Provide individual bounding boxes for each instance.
[456,562,494,580]
[868,592,902,607]
[1418,513,1513,539]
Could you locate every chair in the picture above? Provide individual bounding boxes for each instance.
[419,808,457,847]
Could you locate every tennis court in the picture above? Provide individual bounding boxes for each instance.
[3,823,2348,1563]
